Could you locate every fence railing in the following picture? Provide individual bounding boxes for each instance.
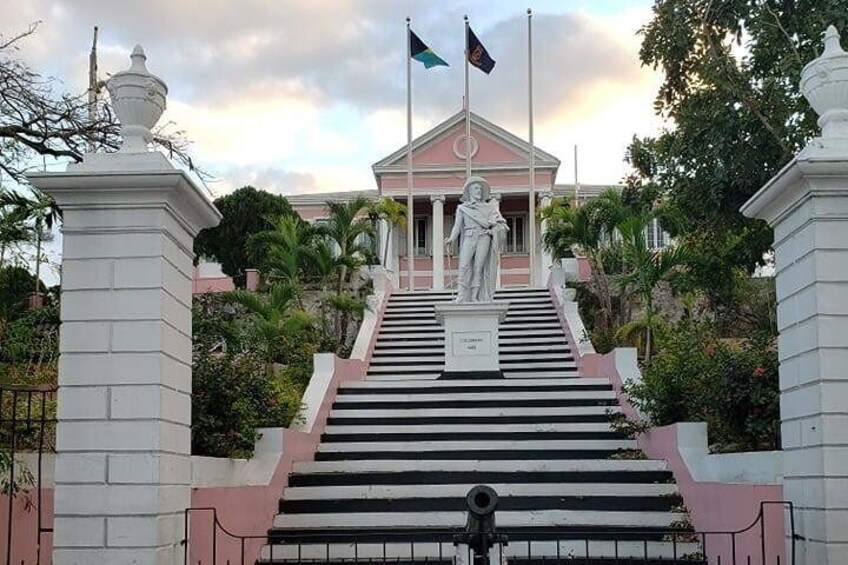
[0,385,57,565]
[183,501,795,565]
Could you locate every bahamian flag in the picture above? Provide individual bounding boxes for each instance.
[410,29,449,68]
[467,27,496,74]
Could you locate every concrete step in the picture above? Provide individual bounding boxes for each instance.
[386,297,553,306]
[330,405,621,423]
[379,316,560,326]
[365,365,579,377]
[316,439,635,455]
[378,322,562,331]
[282,482,678,500]
[323,423,616,435]
[328,405,617,420]
[382,307,554,317]
[292,457,668,476]
[335,390,612,403]
[363,369,581,380]
[339,377,609,390]
[373,336,570,347]
[368,353,575,365]
[272,509,687,529]
[371,345,572,355]
[279,493,679,514]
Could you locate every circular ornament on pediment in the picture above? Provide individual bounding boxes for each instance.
[453,134,479,160]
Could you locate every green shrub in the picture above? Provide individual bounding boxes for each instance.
[573,282,617,354]
[0,305,59,365]
[0,266,45,320]
[626,319,779,452]
[191,348,301,459]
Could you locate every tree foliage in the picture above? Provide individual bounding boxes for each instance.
[542,190,688,357]
[626,318,779,452]
[194,186,297,278]
[627,1,848,306]
[320,196,375,292]
[366,197,407,267]
[0,265,45,320]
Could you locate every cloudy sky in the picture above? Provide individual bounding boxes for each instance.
[6,0,665,198]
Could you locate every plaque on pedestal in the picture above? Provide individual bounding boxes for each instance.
[434,302,509,379]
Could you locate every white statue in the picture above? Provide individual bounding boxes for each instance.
[445,177,508,302]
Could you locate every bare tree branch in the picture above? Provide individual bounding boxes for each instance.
[0,21,39,51]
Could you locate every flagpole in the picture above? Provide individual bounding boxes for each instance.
[527,8,537,287]
[464,15,471,180]
[574,144,580,207]
[406,17,415,291]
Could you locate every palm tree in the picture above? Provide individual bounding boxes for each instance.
[541,191,628,336]
[615,210,689,364]
[2,190,61,299]
[321,196,375,292]
[222,282,316,373]
[0,193,33,267]
[366,197,407,269]
[249,216,316,287]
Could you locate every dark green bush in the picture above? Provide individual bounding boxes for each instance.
[191,348,301,459]
[626,319,779,452]
[0,305,59,366]
[573,282,618,354]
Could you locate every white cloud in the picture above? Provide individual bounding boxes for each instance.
[5,0,663,193]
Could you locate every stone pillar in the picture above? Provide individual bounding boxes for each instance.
[538,190,554,286]
[28,46,221,565]
[741,26,848,565]
[431,195,445,290]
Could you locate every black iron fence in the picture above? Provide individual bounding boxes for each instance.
[0,385,56,565]
[183,501,795,565]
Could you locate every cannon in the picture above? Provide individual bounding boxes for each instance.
[454,485,508,565]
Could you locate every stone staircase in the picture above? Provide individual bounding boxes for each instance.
[259,288,703,564]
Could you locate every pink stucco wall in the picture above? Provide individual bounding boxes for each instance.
[412,126,525,166]
[297,206,327,220]
[397,255,530,290]
[577,256,591,282]
[193,276,235,294]
[186,289,390,563]
[0,489,53,564]
[595,353,786,565]
[187,356,368,564]
[192,267,260,294]
[380,170,554,194]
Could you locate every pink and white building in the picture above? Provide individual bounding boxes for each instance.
[288,110,610,290]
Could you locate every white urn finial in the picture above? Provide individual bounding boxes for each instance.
[106,44,168,152]
[800,25,848,138]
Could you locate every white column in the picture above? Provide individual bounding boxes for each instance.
[492,192,503,289]
[379,218,393,274]
[430,195,445,290]
[539,190,553,286]
[740,26,848,565]
[28,46,222,565]
[391,227,400,288]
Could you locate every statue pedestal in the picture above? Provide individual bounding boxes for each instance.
[434,302,509,379]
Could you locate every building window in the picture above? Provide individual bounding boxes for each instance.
[504,215,526,253]
[414,216,428,256]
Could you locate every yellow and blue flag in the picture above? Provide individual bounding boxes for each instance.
[410,30,449,68]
